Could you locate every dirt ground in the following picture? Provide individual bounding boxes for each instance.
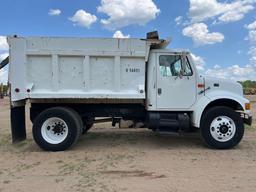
[0,97,255,192]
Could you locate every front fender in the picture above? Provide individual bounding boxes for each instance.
[191,91,250,128]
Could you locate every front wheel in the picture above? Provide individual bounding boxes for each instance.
[200,106,244,149]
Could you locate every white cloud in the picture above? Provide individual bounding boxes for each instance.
[249,46,256,66]
[0,52,9,84]
[218,3,254,24]
[0,36,8,51]
[205,64,256,81]
[69,10,97,28]
[190,53,205,71]
[190,51,256,81]
[97,0,160,29]
[175,16,183,25]
[189,0,255,24]
[0,68,8,84]
[245,20,256,30]
[214,64,221,69]
[248,30,256,43]
[245,20,256,43]
[113,31,130,38]
[202,46,256,81]
[182,23,224,45]
[48,9,61,16]
[0,52,8,61]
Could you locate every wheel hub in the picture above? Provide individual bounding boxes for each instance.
[210,116,236,142]
[219,125,228,134]
[41,117,69,144]
[52,124,65,134]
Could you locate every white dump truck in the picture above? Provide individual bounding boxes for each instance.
[2,32,252,151]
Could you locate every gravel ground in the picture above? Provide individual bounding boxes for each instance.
[0,97,255,192]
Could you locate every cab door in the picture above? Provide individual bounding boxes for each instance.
[156,53,197,109]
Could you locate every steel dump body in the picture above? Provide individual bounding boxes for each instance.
[8,37,154,102]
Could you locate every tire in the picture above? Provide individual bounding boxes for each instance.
[32,107,82,151]
[200,106,244,149]
[65,107,84,135]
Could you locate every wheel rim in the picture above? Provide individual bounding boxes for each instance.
[210,116,236,142]
[41,117,69,144]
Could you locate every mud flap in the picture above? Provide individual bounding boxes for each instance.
[10,106,26,143]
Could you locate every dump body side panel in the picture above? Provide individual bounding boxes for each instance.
[8,37,149,102]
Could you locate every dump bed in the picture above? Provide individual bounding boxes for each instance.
[8,37,155,102]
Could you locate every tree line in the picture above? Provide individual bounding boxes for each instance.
[238,80,256,95]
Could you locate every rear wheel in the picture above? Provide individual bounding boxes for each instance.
[32,107,82,151]
[200,106,244,149]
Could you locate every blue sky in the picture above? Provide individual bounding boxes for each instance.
[0,0,256,83]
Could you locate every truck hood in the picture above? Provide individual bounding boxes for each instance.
[204,76,243,96]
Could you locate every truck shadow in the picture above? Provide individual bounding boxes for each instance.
[74,128,204,151]
[6,128,204,153]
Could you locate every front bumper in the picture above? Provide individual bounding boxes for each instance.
[241,112,252,126]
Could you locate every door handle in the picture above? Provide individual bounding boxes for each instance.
[158,88,162,95]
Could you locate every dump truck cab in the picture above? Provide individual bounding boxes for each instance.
[147,49,252,124]
[147,49,197,111]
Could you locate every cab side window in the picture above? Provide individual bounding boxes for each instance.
[159,55,181,77]
[159,55,172,77]
[159,55,193,77]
